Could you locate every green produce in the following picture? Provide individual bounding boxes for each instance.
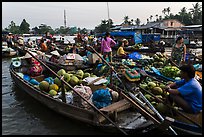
[156,103,168,114]
[161,66,180,79]
[63,73,71,82]
[83,72,90,78]
[155,95,163,99]
[57,69,66,76]
[151,101,158,107]
[152,87,163,95]
[49,84,59,92]
[140,83,148,89]
[70,75,79,86]
[144,94,154,101]
[54,77,61,87]
[76,70,84,79]
[148,82,157,89]
[39,81,50,92]
[159,84,166,89]
[49,89,58,96]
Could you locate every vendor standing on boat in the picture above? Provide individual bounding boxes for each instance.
[49,50,60,63]
[21,52,44,77]
[6,32,14,48]
[101,32,116,63]
[170,36,186,67]
[165,64,202,114]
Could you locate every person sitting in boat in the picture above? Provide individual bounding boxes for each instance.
[116,40,128,58]
[17,36,24,47]
[170,36,186,67]
[122,38,129,47]
[6,33,14,48]
[69,44,79,54]
[49,50,60,63]
[40,39,48,52]
[21,52,43,77]
[165,64,202,114]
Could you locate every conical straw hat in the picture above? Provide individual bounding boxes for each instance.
[50,50,60,56]
[23,51,37,59]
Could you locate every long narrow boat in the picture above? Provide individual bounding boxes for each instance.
[2,46,17,58]
[43,60,91,72]
[9,62,159,135]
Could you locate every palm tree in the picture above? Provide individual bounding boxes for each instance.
[189,2,202,24]
[159,16,162,21]
[179,7,187,23]
[162,8,167,16]
[123,15,129,25]
[135,18,141,26]
[166,7,171,16]
[149,15,153,22]
[155,14,158,21]
[130,19,134,25]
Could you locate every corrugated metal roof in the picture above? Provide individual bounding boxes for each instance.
[181,25,202,28]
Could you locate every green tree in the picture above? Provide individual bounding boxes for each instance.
[94,19,113,33]
[135,18,141,26]
[149,15,153,22]
[179,7,188,22]
[162,8,167,16]
[38,24,54,34]
[123,15,130,25]
[166,7,171,16]
[189,2,202,24]
[6,21,20,34]
[19,19,30,34]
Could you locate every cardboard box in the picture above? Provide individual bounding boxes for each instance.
[88,53,102,64]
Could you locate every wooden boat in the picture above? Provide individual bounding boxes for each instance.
[164,112,202,135]
[9,61,159,135]
[15,46,26,56]
[2,46,17,57]
[43,60,91,72]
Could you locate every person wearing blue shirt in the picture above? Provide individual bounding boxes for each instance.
[165,64,202,114]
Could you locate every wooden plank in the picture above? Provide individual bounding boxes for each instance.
[100,99,131,114]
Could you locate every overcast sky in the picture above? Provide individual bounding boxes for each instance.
[2,2,202,30]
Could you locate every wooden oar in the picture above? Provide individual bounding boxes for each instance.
[25,50,128,135]
[140,86,202,128]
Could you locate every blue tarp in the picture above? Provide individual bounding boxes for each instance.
[142,34,160,43]
[128,52,142,60]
